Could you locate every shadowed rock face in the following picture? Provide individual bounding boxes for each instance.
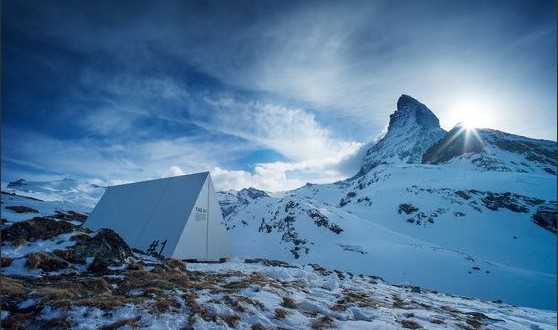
[533,204,557,234]
[422,124,485,164]
[423,124,557,174]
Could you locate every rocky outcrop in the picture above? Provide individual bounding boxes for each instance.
[5,205,39,214]
[71,229,133,265]
[533,204,557,234]
[1,218,76,243]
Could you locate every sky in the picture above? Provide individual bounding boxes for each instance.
[2,0,556,191]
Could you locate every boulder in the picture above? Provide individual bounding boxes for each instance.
[1,218,76,242]
[72,229,132,265]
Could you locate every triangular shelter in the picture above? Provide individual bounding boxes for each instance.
[85,172,231,261]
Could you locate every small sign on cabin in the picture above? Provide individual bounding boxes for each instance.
[195,206,207,222]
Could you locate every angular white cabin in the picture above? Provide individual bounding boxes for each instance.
[85,172,231,261]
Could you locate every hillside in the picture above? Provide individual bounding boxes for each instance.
[1,192,556,329]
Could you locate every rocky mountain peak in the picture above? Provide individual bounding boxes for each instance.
[359,95,446,174]
[388,94,441,132]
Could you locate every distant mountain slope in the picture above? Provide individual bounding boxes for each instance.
[4,178,104,211]
[423,124,557,175]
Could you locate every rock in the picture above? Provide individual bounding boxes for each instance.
[52,210,88,222]
[87,257,109,274]
[72,229,132,265]
[533,205,557,234]
[5,205,39,214]
[1,218,76,242]
[480,192,530,213]
[1,257,13,267]
[399,203,419,215]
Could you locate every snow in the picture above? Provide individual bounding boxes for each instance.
[1,193,555,329]
[3,178,104,212]
[220,163,557,310]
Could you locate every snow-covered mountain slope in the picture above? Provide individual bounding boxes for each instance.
[359,95,447,174]
[219,166,556,310]
[4,178,104,211]
[423,123,557,175]
[1,194,556,329]
[219,95,557,310]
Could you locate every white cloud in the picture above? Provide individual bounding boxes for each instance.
[163,165,186,177]
[202,97,364,162]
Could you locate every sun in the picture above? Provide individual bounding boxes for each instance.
[448,98,495,130]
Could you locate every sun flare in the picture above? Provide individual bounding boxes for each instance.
[447,98,495,130]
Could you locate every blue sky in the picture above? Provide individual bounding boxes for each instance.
[2,0,556,191]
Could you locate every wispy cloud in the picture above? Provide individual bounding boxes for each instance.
[2,0,556,191]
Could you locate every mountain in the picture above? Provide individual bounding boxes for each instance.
[423,123,557,175]
[359,94,446,174]
[4,178,104,212]
[219,95,557,310]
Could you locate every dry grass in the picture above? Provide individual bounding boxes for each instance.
[251,323,266,330]
[12,238,28,247]
[25,252,49,269]
[342,289,380,308]
[82,278,112,293]
[222,279,252,291]
[1,276,28,296]
[281,296,297,309]
[100,316,141,330]
[184,291,213,322]
[399,319,422,329]
[392,295,411,309]
[165,258,187,272]
[219,314,240,328]
[42,316,72,329]
[275,308,288,319]
[311,315,335,329]
[77,294,133,309]
[127,261,144,270]
[1,256,13,267]
[123,268,190,293]
[236,295,265,310]
[219,294,247,313]
[36,286,79,308]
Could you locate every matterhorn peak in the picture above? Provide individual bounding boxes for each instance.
[359,95,446,174]
[396,94,422,109]
[387,94,441,133]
